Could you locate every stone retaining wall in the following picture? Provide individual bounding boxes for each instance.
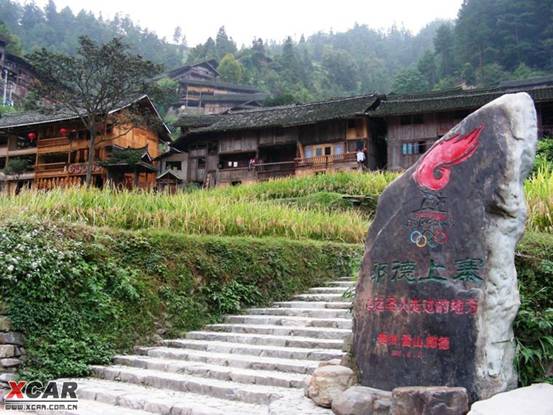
[0,301,25,395]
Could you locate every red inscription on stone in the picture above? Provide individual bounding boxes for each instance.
[366,297,478,315]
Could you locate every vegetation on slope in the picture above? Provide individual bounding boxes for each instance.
[0,220,360,382]
[0,169,551,385]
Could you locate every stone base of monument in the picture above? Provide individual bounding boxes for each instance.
[331,385,392,415]
[467,384,553,415]
[391,386,469,415]
[305,363,356,408]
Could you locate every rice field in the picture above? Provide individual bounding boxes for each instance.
[0,185,368,243]
[0,169,550,242]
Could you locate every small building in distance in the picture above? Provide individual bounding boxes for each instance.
[0,95,170,193]
[0,38,37,106]
[369,78,553,170]
[167,94,384,188]
[165,60,266,114]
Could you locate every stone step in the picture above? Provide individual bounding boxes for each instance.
[39,398,156,415]
[335,277,356,281]
[161,339,345,361]
[308,287,351,294]
[135,346,320,374]
[246,307,351,319]
[273,301,352,309]
[184,331,344,349]
[68,378,268,415]
[112,355,307,388]
[224,314,353,330]
[206,323,350,340]
[325,280,356,287]
[292,293,347,302]
[90,365,292,405]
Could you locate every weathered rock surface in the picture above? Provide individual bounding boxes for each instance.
[332,385,392,415]
[391,386,469,415]
[307,365,356,407]
[468,383,553,415]
[353,93,538,401]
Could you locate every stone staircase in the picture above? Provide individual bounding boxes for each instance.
[54,278,355,415]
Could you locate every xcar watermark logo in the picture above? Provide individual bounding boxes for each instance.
[2,380,78,412]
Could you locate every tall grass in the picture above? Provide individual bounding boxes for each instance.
[0,186,368,243]
[210,171,399,200]
[526,166,553,233]
[0,169,550,242]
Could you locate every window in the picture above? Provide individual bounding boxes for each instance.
[335,143,345,155]
[412,114,424,124]
[324,146,332,155]
[315,147,323,156]
[304,146,313,158]
[401,141,428,156]
[197,158,206,169]
[400,115,412,125]
[400,115,424,125]
[166,161,182,171]
[208,142,218,155]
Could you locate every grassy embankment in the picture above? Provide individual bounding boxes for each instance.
[0,169,551,384]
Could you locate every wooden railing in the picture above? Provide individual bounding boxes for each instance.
[296,152,357,168]
[39,137,71,147]
[217,167,257,183]
[255,161,296,180]
[35,162,68,173]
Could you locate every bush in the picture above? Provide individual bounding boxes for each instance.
[0,220,361,382]
[515,232,553,385]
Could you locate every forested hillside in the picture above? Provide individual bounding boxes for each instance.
[395,0,553,93]
[0,0,186,68]
[1,0,552,103]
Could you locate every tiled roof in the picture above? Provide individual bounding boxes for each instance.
[0,95,171,140]
[370,80,553,117]
[185,94,379,135]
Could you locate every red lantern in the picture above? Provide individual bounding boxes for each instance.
[27,132,37,142]
[59,128,69,137]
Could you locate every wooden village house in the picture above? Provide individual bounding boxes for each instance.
[163,94,384,188]
[369,78,553,170]
[165,60,266,114]
[159,78,553,189]
[0,37,37,106]
[0,95,170,193]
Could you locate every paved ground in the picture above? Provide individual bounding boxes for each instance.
[38,278,355,414]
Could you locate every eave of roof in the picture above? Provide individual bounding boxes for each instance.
[370,82,553,117]
[0,95,172,141]
[186,94,378,135]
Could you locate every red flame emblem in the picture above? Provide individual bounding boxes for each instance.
[413,126,484,191]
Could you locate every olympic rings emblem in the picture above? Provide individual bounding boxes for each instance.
[409,228,447,249]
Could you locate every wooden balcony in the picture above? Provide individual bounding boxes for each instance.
[255,161,296,180]
[296,152,357,169]
[37,137,71,154]
[217,167,256,184]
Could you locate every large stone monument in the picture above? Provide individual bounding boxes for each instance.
[353,93,537,401]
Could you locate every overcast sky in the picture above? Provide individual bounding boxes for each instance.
[33,0,463,46]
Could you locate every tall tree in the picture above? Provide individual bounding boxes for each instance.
[215,26,236,59]
[29,36,161,186]
[217,53,244,83]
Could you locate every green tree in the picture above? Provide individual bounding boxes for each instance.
[417,50,438,88]
[392,68,429,94]
[476,63,507,87]
[29,36,161,186]
[433,24,456,78]
[215,26,236,59]
[321,47,359,92]
[217,53,244,83]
